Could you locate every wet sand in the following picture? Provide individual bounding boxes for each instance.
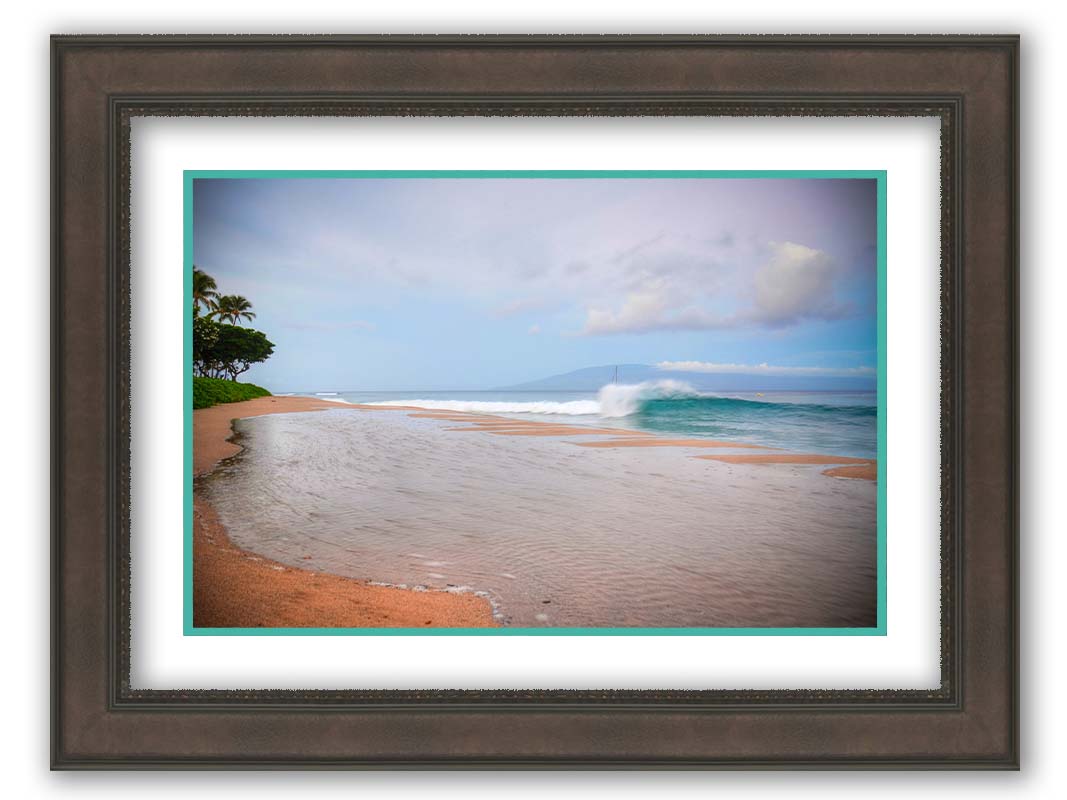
[193,495,498,628]
[823,462,878,481]
[193,396,498,628]
[483,426,646,436]
[695,452,877,481]
[194,396,341,476]
[572,437,771,450]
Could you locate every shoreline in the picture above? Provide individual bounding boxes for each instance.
[193,396,499,628]
[193,394,876,629]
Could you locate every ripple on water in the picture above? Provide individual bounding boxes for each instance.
[203,409,877,628]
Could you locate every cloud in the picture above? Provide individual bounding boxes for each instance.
[608,233,666,265]
[527,324,541,335]
[613,238,726,295]
[748,241,850,326]
[579,241,850,336]
[656,360,876,378]
[282,319,376,332]
[580,283,728,336]
[517,262,549,281]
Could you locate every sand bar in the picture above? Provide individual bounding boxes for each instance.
[406,412,502,421]
[443,421,655,437]
[695,452,878,481]
[573,437,772,450]
[822,462,878,481]
[482,426,650,437]
[193,396,498,628]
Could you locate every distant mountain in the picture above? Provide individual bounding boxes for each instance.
[499,364,876,392]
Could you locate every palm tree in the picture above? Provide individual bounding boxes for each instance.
[210,294,256,325]
[192,267,219,316]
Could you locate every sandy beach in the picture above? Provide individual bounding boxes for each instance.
[193,396,499,628]
[193,395,877,628]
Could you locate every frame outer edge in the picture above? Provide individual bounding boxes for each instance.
[50,34,1019,769]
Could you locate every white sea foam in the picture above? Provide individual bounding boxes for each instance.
[596,380,701,417]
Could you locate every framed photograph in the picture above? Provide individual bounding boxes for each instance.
[51,34,1019,768]
[185,168,885,635]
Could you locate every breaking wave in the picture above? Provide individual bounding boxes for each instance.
[596,380,704,417]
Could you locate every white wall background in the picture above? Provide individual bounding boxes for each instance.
[5,0,1060,796]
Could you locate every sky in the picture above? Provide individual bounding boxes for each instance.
[192,176,878,392]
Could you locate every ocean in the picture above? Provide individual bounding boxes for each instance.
[201,381,878,628]
[294,381,878,460]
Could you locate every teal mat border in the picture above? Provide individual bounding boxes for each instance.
[183,169,887,637]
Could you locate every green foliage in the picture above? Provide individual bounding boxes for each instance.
[192,377,271,409]
[191,269,274,386]
[192,314,220,367]
[193,319,275,381]
[192,267,219,316]
[209,294,256,325]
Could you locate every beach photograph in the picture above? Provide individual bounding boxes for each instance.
[190,173,881,631]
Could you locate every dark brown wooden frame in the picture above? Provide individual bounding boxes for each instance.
[51,34,1019,769]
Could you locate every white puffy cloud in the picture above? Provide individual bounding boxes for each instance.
[656,361,875,377]
[579,240,850,336]
[748,241,850,327]
[581,283,727,335]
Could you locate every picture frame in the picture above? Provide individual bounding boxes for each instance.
[51,34,1019,768]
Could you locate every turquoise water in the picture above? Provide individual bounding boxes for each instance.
[287,382,877,460]
[625,392,876,459]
